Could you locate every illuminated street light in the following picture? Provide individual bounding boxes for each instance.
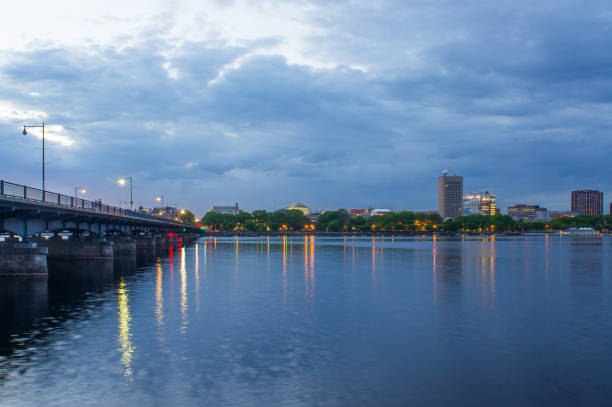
[75,187,86,200]
[117,177,133,210]
[156,195,164,208]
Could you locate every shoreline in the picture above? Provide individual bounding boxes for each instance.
[199,231,525,237]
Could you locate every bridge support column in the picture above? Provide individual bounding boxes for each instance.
[113,239,137,257]
[0,243,48,276]
[34,238,114,261]
[135,238,156,265]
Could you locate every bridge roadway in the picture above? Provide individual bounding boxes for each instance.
[0,180,200,238]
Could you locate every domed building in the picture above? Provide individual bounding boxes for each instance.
[287,202,310,216]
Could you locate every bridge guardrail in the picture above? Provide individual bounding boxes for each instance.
[0,179,185,226]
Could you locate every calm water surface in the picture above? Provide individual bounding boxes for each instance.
[0,235,611,406]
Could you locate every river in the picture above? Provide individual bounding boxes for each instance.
[0,235,611,406]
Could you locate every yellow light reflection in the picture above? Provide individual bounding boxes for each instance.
[118,278,134,378]
[155,259,164,328]
[180,246,188,334]
[432,235,437,303]
[195,243,200,312]
[283,236,287,305]
[310,236,315,297]
[372,237,376,278]
[304,235,309,299]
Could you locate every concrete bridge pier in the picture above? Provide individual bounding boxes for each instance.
[34,238,114,262]
[155,236,168,257]
[135,237,156,266]
[0,243,48,276]
[112,238,137,257]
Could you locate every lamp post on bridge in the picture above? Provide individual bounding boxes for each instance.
[22,122,46,200]
[155,195,166,217]
[117,177,133,210]
[75,187,86,200]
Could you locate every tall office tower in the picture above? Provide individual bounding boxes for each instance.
[571,190,603,216]
[463,191,496,216]
[438,170,463,219]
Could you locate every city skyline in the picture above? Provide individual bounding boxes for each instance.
[1,1,612,214]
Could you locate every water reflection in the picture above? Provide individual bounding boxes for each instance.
[194,243,200,313]
[310,236,315,298]
[282,236,287,305]
[0,278,48,357]
[433,244,464,306]
[180,246,188,334]
[117,278,134,378]
[2,236,612,406]
[155,258,164,328]
[477,239,496,308]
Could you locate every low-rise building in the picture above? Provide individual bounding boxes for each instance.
[287,202,310,215]
[548,211,575,218]
[370,208,391,216]
[349,208,370,217]
[209,203,239,215]
[508,204,548,221]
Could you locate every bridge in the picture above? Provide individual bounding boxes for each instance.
[0,180,201,276]
[0,180,199,239]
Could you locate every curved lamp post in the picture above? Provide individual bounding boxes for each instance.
[22,122,46,199]
[117,177,133,210]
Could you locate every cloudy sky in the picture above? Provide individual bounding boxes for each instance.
[1,0,611,216]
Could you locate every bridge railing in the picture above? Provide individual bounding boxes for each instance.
[0,179,182,225]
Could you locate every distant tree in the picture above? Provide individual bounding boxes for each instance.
[179,209,196,224]
[327,220,343,232]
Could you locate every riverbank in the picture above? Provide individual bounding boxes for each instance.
[200,231,525,237]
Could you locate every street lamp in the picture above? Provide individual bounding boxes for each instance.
[75,187,86,200]
[156,195,164,208]
[117,177,133,210]
[22,122,46,199]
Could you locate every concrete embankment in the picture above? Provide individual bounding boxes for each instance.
[0,243,48,276]
[35,239,114,261]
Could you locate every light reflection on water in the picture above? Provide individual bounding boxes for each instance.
[117,278,134,378]
[0,235,610,406]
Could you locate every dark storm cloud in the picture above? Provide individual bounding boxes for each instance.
[1,0,612,213]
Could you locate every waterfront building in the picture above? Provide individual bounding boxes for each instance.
[463,191,496,216]
[370,208,392,216]
[349,208,369,217]
[571,190,603,216]
[209,203,239,215]
[438,170,463,219]
[507,204,548,221]
[287,202,310,215]
[548,211,574,218]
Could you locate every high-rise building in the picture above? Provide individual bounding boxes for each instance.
[507,204,548,221]
[463,191,496,216]
[438,171,463,219]
[571,190,603,216]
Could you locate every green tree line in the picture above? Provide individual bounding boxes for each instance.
[195,209,612,232]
